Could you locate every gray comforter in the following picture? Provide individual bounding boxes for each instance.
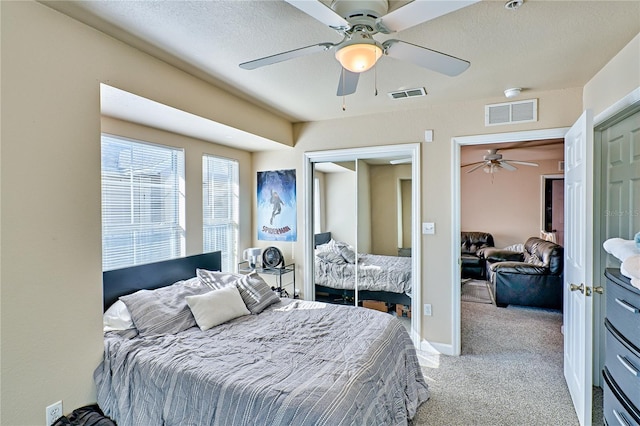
[315,253,412,295]
[95,299,429,426]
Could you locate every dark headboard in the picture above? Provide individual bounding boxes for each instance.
[102,251,222,311]
[314,232,332,248]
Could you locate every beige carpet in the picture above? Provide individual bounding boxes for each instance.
[461,279,493,304]
[410,302,603,425]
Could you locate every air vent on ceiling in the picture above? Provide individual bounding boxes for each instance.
[485,98,538,126]
[388,87,427,100]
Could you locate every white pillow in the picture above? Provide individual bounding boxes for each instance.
[103,300,135,332]
[186,285,250,331]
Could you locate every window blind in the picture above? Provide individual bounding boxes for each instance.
[203,155,239,272]
[101,134,185,271]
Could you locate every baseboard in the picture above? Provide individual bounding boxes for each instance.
[420,339,455,356]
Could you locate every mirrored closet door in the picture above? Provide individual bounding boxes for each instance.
[304,144,421,345]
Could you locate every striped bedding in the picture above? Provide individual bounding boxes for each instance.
[315,253,412,295]
[95,299,428,426]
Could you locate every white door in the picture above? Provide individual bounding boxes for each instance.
[563,110,594,426]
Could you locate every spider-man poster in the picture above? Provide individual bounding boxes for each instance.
[257,169,297,241]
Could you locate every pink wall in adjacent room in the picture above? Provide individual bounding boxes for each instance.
[460,158,564,248]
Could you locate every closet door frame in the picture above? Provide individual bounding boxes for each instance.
[303,143,421,347]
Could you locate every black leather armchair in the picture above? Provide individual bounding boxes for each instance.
[461,231,494,279]
[484,237,563,309]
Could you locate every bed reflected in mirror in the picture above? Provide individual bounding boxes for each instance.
[310,153,414,334]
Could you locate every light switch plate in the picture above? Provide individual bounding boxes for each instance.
[422,222,435,234]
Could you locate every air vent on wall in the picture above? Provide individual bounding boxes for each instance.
[388,87,427,100]
[485,98,538,126]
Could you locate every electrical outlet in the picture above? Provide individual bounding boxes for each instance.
[46,400,63,426]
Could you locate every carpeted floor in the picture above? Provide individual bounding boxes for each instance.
[461,279,493,304]
[410,301,603,425]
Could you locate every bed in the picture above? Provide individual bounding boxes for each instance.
[314,232,412,307]
[95,251,429,425]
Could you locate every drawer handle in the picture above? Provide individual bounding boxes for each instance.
[616,354,640,377]
[615,298,639,313]
[613,409,630,426]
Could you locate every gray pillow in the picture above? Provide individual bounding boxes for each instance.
[197,269,280,314]
[316,250,347,264]
[120,280,210,337]
[196,269,243,289]
[339,245,357,264]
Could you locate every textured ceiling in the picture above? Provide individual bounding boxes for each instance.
[43,0,640,124]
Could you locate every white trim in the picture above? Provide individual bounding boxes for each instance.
[304,143,422,348]
[420,339,455,356]
[594,87,640,126]
[451,128,569,355]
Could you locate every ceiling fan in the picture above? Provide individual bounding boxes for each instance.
[239,0,478,96]
[463,149,539,174]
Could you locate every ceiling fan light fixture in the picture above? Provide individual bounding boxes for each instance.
[335,37,383,73]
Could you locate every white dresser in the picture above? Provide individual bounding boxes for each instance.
[603,268,640,426]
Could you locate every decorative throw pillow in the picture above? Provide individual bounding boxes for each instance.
[197,269,280,314]
[186,286,250,331]
[338,245,357,264]
[196,269,243,289]
[120,281,210,337]
[316,250,347,264]
[233,272,281,314]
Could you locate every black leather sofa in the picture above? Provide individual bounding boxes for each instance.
[484,237,563,309]
[461,231,494,279]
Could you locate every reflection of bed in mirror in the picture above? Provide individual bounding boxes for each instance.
[314,232,412,308]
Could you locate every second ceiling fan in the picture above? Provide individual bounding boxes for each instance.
[463,149,539,174]
[239,0,478,96]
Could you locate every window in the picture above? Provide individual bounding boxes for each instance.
[101,134,185,271]
[203,155,239,272]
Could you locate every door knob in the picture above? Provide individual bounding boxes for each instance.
[570,283,585,294]
[593,286,604,295]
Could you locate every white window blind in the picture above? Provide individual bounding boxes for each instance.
[101,134,185,271]
[203,155,239,272]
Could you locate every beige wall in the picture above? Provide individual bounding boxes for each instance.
[461,159,564,248]
[370,164,412,255]
[584,33,640,117]
[324,170,357,246]
[1,2,637,424]
[357,160,372,253]
[1,2,291,424]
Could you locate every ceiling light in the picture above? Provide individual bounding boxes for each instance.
[335,33,383,73]
[504,87,521,98]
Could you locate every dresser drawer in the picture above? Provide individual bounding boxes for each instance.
[606,278,640,350]
[604,368,640,426]
[606,321,640,409]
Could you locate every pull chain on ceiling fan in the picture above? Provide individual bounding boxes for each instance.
[239,0,478,96]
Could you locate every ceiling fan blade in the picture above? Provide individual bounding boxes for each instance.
[506,160,539,167]
[466,162,487,174]
[239,42,334,70]
[499,161,518,171]
[383,39,470,76]
[337,68,359,96]
[376,0,480,34]
[284,0,349,31]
